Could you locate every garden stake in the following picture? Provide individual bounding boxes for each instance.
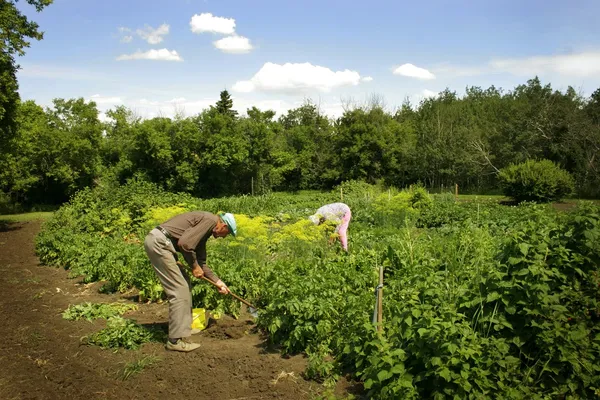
[377,266,383,333]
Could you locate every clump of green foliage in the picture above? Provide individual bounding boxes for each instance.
[499,159,575,203]
[82,317,165,350]
[62,302,138,321]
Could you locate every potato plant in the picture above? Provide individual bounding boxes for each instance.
[36,181,600,398]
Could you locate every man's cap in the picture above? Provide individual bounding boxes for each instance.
[220,212,237,236]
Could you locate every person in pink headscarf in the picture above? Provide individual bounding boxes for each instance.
[308,202,352,252]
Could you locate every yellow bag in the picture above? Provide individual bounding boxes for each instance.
[191,308,208,330]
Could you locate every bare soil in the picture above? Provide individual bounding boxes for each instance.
[0,220,355,400]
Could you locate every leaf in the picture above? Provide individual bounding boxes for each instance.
[518,243,530,256]
[405,315,413,327]
[508,257,523,265]
[439,368,451,382]
[377,370,392,381]
[417,328,428,336]
[486,292,500,302]
[390,364,405,375]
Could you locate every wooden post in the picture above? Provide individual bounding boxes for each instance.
[377,266,383,333]
[455,183,458,201]
[251,176,254,196]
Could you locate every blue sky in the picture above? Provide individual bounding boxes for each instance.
[15,0,600,120]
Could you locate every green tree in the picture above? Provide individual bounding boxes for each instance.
[237,106,278,194]
[276,101,335,190]
[100,106,141,186]
[0,98,102,205]
[334,104,415,186]
[0,100,46,204]
[213,89,238,119]
[0,0,53,143]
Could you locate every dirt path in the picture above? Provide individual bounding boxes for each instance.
[0,220,341,400]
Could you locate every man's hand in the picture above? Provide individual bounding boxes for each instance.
[215,280,230,295]
[192,264,204,278]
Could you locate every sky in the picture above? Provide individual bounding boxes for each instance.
[14,0,600,121]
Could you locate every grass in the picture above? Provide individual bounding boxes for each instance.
[455,195,600,205]
[0,211,54,222]
[119,355,161,380]
[456,194,507,202]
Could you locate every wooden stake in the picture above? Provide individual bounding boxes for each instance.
[377,266,383,333]
[251,176,254,196]
[455,183,458,200]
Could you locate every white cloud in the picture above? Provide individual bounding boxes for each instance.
[168,97,187,103]
[116,49,183,62]
[136,24,170,45]
[319,102,346,118]
[190,13,236,35]
[434,51,600,79]
[489,51,600,77]
[393,63,436,80]
[421,89,438,98]
[232,62,362,94]
[120,35,133,43]
[406,89,439,107]
[89,94,123,105]
[361,76,373,82]
[139,98,161,106]
[213,35,253,54]
[118,27,131,33]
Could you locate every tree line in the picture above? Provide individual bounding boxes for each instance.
[1,81,599,210]
[1,1,599,210]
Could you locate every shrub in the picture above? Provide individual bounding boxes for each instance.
[498,159,575,203]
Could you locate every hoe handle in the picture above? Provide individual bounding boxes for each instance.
[200,276,257,310]
[177,261,257,310]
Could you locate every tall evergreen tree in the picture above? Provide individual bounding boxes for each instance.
[213,90,238,119]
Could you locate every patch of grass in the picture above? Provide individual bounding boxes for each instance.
[562,198,600,205]
[456,194,507,202]
[63,302,138,322]
[119,355,161,380]
[0,212,53,222]
[29,331,45,344]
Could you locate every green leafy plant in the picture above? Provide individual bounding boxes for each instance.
[498,159,575,203]
[82,317,166,351]
[62,302,138,321]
